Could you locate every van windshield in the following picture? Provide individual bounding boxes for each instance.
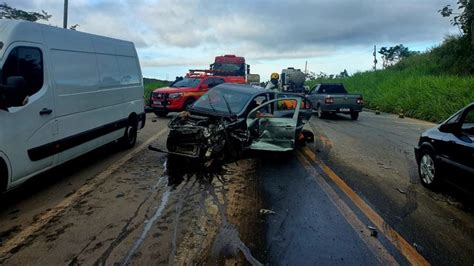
[170,78,201,88]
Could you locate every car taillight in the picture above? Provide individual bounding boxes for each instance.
[356,97,363,105]
[325,96,334,104]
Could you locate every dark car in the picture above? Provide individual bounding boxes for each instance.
[154,84,313,161]
[415,103,474,189]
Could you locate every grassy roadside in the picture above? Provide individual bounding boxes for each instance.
[307,70,474,123]
[143,78,170,105]
[306,35,474,123]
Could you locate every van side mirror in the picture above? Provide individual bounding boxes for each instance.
[0,76,28,108]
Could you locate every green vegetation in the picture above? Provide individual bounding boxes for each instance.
[306,1,473,123]
[307,37,474,123]
[143,78,171,104]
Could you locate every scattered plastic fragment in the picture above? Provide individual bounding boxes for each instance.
[259,209,276,215]
[367,225,378,237]
[396,188,407,194]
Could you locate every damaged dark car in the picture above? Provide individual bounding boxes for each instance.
[149,83,313,163]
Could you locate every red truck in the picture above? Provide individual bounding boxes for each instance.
[150,72,237,117]
[210,54,248,84]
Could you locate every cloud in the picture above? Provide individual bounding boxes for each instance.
[7,0,458,76]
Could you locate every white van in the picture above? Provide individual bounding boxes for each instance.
[0,20,146,191]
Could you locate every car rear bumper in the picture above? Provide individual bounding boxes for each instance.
[320,104,363,113]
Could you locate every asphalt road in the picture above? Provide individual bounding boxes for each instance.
[306,111,474,265]
[0,111,472,265]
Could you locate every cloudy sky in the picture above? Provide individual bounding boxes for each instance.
[13,0,457,80]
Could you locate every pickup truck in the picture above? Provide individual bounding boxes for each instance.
[307,83,363,120]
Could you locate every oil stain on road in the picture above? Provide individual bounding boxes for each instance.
[0,140,265,265]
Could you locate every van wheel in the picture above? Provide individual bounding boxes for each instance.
[184,99,195,111]
[119,119,138,149]
[350,112,359,120]
[154,111,168,117]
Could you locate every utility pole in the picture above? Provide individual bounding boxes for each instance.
[304,60,308,75]
[373,45,378,71]
[63,0,68,29]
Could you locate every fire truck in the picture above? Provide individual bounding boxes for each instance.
[210,54,260,85]
[150,70,239,117]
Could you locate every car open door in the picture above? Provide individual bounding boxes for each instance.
[246,97,301,151]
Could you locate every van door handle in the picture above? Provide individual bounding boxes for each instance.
[39,108,53,115]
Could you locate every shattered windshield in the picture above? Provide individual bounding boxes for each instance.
[170,78,201,88]
[192,87,252,114]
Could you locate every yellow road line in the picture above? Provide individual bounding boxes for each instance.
[296,152,398,265]
[0,128,168,259]
[301,147,430,266]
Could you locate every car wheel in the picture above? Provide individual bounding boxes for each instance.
[184,99,195,111]
[317,106,326,119]
[418,149,442,189]
[350,112,359,120]
[154,111,168,117]
[119,119,138,149]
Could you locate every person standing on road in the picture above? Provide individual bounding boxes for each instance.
[265,72,280,91]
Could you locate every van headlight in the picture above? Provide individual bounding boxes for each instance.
[168,93,183,99]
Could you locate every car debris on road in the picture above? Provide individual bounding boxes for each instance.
[259,209,276,215]
[367,225,378,237]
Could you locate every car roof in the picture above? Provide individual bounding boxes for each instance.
[213,83,268,96]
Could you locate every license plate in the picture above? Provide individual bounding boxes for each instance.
[339,108,350,112]
[153,101,162,106]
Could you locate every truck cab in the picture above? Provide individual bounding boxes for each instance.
[210,54,248,84]
[150,75,227,117]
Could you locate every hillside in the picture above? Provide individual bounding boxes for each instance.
[307,36,474,122]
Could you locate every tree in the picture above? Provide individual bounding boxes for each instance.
[316,71,328,79]
[0,2,51,22]
[338,69,349,78]
[378,44,415,68]
[305,71,317,81]
[439,0,473,36]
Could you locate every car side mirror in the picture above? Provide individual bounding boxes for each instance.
[200,84,209,90]
[0,76,28,108]
[439,123,459,133]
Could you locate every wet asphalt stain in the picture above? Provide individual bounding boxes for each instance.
[204,177,262,266]
[3,145,264,265]
[121,187,171,265]
[119,155,264,265]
